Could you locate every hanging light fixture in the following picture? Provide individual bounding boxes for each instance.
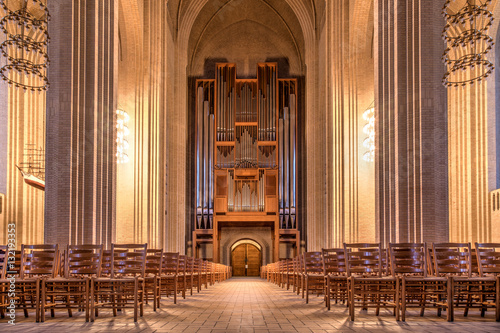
[116,109,130,164]
[0,0,50,91]
[362,106,375,162]
[442,0,494,87]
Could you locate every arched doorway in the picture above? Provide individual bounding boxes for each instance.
[231,240,261,276]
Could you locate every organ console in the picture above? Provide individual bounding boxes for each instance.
[193,63,299,262]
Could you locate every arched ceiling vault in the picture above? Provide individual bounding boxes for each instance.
[169,0,318,77]
[186,0,308,77]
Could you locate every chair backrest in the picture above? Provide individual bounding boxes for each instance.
[21,244,59,278]
[194,258,202,274]
[178,255,186,275]
[2,250,21,278]
[0,245,7,279]
[286,258,293,273]
[145,248,163,277]
[111,243,147,278]
[388,243,427,277]
[426,246,435,275]
[293,255,300,275]
[475,242,500,276]
[432,242,471,277]
[186,256,194,274]
[162,252,179,276]
[321,248,346,276]
[303,252,323,275]
[66,244,103,278]
[344,243,382,277]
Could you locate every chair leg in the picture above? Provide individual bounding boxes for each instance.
[90,279,95,322]
[305,276,309,304]
[134,278,138,322]
[174,279,177,304]
[40,280,45,323]
[153,277,157,312]
[496,276,500,322]
[326,277,331,311]
[396,277,400,321]
[447,276,454,322]
[349,278,355,321]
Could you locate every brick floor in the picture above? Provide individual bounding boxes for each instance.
[3,277,500,332]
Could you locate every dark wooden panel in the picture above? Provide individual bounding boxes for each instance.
[246,244,261,276]
[232,245,246,276]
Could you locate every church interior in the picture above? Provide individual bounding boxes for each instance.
[0,0,500,331]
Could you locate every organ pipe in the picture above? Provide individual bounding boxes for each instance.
[195,64,296,233]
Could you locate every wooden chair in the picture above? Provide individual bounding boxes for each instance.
[432,242,472,322]
[41,244,103,322]
[193,258,202,292]
[160,252,179,303]
[177,255,187,299]
[0,245,9,318]
[92,243,147,322]
[201,260,209,289]
[209,262,216,286]
[301,252,324,304]
[20,244,59,322]
[144,248,163,311]
[295,255,303,295]
[284,259,294,290]
[344,243,396,321]
[389,242,447,321]
[322,248,347,310]
[473,242,500,321]
[187,256,197,295]
[0,250,28,319]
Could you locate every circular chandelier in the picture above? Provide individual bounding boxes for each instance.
[362,106,375,163]
[116,109,130,164]
[442,0,494,87]
[0,0,50,91]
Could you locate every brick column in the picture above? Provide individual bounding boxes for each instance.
[45,0,118,247]
[375,0,448,243]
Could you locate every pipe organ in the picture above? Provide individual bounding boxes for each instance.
[194,63,298,262]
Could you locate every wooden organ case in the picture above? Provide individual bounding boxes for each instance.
[193,63,298,263]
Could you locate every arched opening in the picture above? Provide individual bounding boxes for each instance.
[231,239,262,276]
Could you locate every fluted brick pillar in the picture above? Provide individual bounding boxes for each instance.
[375,0,448,243]
[45,0,118,247]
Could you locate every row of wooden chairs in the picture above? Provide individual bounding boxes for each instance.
[262,242,500,322]
[0,244,231,322]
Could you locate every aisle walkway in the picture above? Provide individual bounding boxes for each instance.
[6,277,500,332]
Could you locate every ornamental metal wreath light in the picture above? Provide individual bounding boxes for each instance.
[0,0,50,91]
[442,0,494,87]
[116,109,130,164]
[362,106,375,162]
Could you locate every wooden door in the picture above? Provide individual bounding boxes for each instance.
[231,243,261,276]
